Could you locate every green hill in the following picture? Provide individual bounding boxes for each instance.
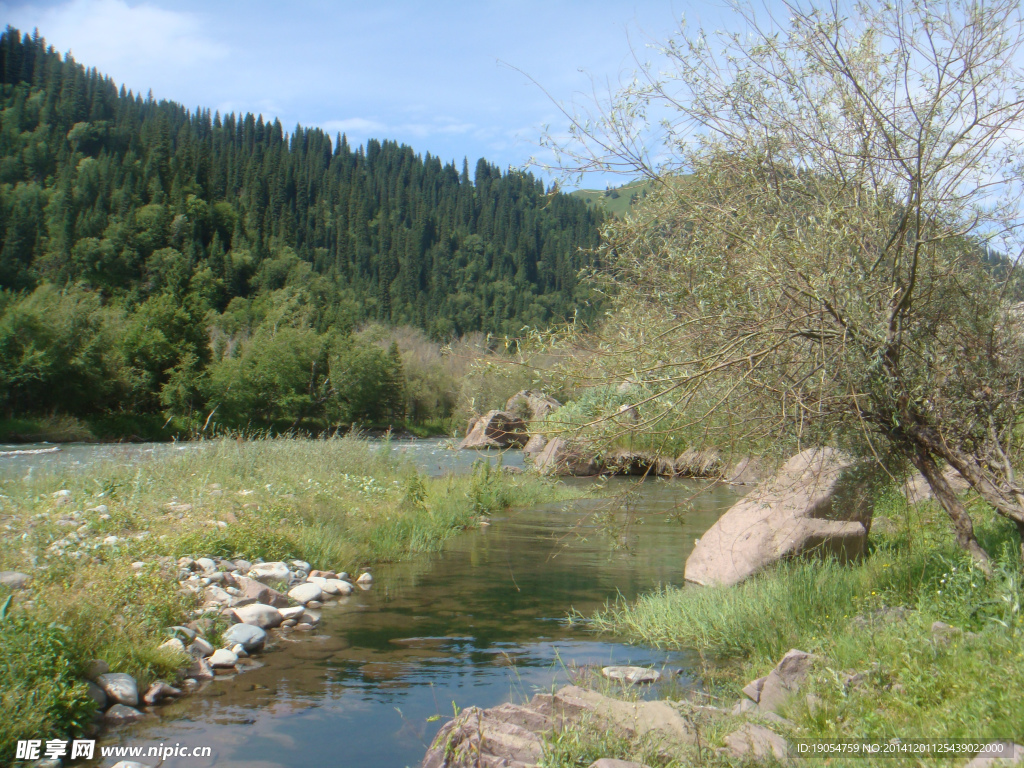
[571,179,651,217]
[0,26,606,434]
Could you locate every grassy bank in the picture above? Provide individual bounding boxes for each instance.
[0,434,572,763]
[556,490,1024,766]
[0,414,457,444]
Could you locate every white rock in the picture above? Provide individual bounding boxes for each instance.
[248,561,291,584]
[157,638,186,655]
[209,648,238,668]
[96,672,139,706]
[279,606,306,622]
[288,582,323,604]
[601,666,661,684]
[356,572,373,584]
[188,636,215,658]
[322,578,355,596]
[234,603,284,629]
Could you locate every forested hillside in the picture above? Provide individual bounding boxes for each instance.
[0,27,603,436]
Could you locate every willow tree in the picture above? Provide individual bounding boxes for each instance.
[544,0,1024,565]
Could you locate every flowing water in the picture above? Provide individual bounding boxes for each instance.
[2,440,740,768]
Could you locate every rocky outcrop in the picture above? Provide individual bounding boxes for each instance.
[460,410,529,449]
[421,685,696,768]
[534,438,602,476]
[505,390,562,421]
[740,649,816,713]
[685,448,878,586]
[522,433,548,459]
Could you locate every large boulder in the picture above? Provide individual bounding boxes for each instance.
[459,410,529,449]
[522,433,549,459]
[505,390,562,421]
[685,448,877,586]
[234,603,284,629]
[533,437,601,476]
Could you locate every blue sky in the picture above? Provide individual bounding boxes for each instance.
[0,0,732,189]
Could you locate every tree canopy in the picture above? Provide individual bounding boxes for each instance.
[547,0,1024,565]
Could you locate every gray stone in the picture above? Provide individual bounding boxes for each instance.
[96,672,139,706]
[522,433,548,458]
[188,636,214,658]
[459,410,529,449]
[731,697,757,715]
[166,625,196,642]
[757,649,816,714]
[356,572,373,585]
[685,448,878,586]
[234,603,284,629]
[533,437,601,476]
[233,559,252,572]
[209,648,238,668]
[195,557,216,572]
[723,723,791,763]
[294,622,315,631]
[291,559,312,572]
[103,703,144,723]
[742,676,767,703]
[84,659,109,680]
[323,578,354,595]
[86,680,107,709]
[0,571,30,589]
[157,637,186,655]
[601,666,661,684]
[222,622,267,651]
[234,575,290,607]
[202,585,233,605]
[247,561,291,584]
[505,389,562,421]
[143,681,182,705]
[288,582,323,604]
[186,656,214,681]
[279,606,306,622]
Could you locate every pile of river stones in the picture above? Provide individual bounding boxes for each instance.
[63,557,372,759]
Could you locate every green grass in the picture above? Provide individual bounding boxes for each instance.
[578,489,1024,766]
[570,180,653,218]
[0,433,575,764]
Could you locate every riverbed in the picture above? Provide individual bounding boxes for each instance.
[2,440,740,768]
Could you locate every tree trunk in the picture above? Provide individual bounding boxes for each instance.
[909,444,992,575]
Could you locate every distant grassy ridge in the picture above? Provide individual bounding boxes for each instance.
[0,435,576,764]
[570,489,1024,766]
[570,180,653,217]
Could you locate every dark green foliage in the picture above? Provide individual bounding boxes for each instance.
[0,27,603,431]
[0,27,602,334]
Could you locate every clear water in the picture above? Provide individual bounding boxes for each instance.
[5,440,739,768]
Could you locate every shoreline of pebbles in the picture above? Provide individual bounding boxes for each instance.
[59,557,372,768]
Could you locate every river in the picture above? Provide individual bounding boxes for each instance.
[2,440,740,768]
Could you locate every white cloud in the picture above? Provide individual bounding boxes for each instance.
[1,0,227,93]
[321,117,388,135]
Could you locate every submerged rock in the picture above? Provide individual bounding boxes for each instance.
[601,666,661,684]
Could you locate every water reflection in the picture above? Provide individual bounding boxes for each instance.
[93,477,739,768]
